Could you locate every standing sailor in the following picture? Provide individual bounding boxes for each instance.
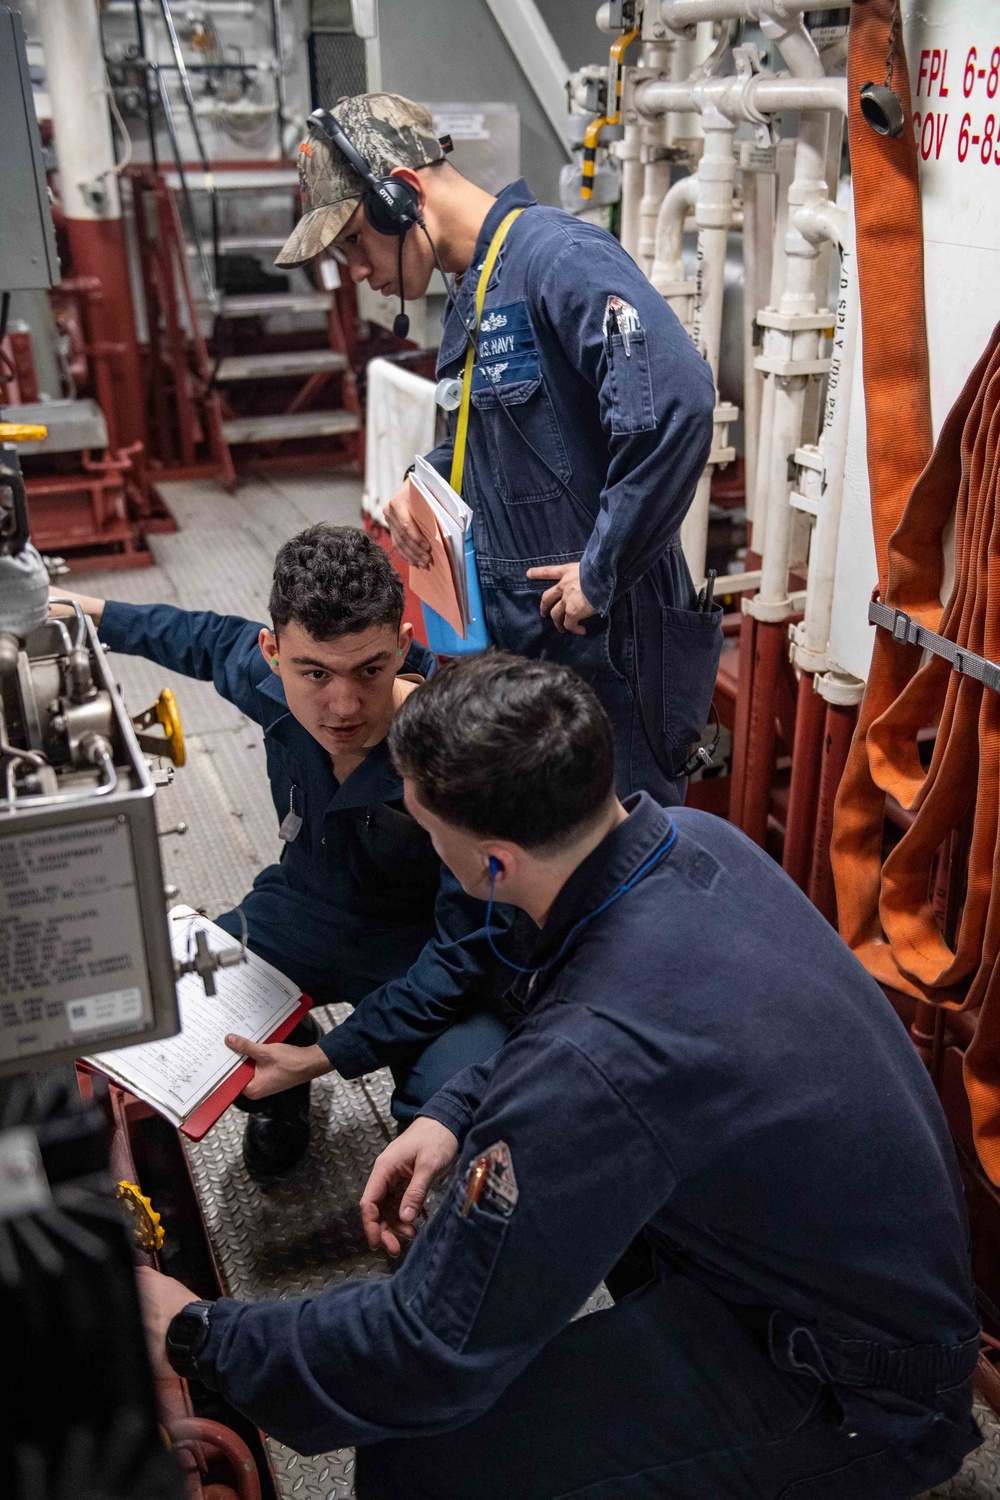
[274,92,720,803]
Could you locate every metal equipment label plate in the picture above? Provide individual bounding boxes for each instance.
[0,816,154,1063]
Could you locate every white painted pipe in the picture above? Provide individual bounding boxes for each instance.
[792,198,858,672]
[680,105,736,580]
[650,173,697,306]
[660,0,835,25]
[751,108,831,613]
[741,169,765,519]
[37,0,121,221]
[690,107,736,379]
[743,14,835,616]
[758,10,824,78]
[793,198,847,250]
[619,118,644,262]
[755,371,809,610]
[635,74,847,120]
[681,468,714,584]
[639,155,674,276]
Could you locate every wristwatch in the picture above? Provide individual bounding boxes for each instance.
[165,1300,215,1383]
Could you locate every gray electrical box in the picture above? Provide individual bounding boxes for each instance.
[0,5,60,292]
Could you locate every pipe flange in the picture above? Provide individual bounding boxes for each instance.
[754,353,831,378]
[789,624,827,674]
[744,594,795,624]
[815,669,865,707]
[757,308,836,332]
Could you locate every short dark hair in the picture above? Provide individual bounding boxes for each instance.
[269,524,404,639]
[389,652,615,850]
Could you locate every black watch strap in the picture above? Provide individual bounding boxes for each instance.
[165,1299,215,1383]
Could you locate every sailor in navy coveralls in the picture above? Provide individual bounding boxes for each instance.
[56,528,513,1181]
[141,657,982,1500]
[270,90,721,805]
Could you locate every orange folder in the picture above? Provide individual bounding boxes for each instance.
[406,477,466,637]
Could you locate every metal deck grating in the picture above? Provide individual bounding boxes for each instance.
[67,472,999,1498]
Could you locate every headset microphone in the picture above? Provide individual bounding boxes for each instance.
[393,237,409,338]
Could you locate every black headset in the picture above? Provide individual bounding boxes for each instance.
[308,108,716,786]
[308,107,422,237]
[307,107,424,335]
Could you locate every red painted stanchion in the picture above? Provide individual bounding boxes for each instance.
[808,700,858,924]
[740,618,786,847]
[727,612,756,830]
[782,672,827,889]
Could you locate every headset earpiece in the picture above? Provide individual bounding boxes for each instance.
[363,175,419,238]
[307,108,419,238]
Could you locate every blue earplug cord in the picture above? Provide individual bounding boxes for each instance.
[485,820,678,975]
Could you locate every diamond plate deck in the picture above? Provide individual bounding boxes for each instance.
[71,474,1000,1498]
[184,1002,393,1498]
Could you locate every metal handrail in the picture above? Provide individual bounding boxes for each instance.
[155,0,221,295]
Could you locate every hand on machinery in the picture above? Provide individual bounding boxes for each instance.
[384,480,433,570]
[526,561,597,636]
[360,1116,459,1258]
[225,1033,332,1099]
[48,585,106,623]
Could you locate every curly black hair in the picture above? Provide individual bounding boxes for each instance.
[269,524,404,639]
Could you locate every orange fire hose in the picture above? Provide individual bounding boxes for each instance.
[830,0,1000,1182]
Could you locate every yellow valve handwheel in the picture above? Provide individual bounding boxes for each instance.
[133,687,186,768]
[117,1180,165,1252]
[0,424,47,443]
[155,687,186,768]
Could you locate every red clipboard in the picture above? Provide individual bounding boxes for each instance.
[80,993,314,1142]
[181,993,314,1140]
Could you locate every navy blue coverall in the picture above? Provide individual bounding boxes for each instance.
[426,180,721,805]
[197,795,980,1499]
[100,601,509,1121]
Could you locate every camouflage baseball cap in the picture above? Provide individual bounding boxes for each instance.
[275,93,444,267]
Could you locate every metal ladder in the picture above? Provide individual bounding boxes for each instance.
[128,0,362,483]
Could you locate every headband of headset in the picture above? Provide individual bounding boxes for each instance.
[308,108,420,238]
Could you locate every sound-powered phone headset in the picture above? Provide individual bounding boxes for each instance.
[307,108,717,785]
[308,107,430,338]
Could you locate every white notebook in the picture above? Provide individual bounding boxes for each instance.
[86,907,304,1131]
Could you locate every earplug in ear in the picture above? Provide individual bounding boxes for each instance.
[488,855,500,881]
[271,654,279,666]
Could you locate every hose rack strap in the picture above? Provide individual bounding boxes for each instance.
[868,600,1000,696]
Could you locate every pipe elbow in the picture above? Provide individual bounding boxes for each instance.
[650,174,698,287]
[759,13,825,80]
[792,199,847,249]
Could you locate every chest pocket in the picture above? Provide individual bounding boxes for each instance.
[469,301,571,505]
[362,802,439,880]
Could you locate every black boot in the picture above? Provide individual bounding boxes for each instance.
[240,1014,321,1183]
